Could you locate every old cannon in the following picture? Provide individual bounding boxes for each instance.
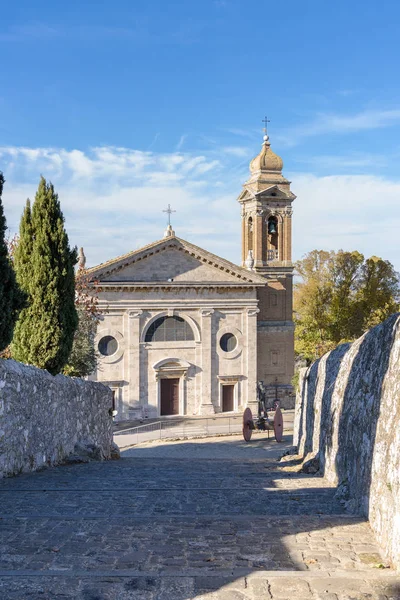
[242,381,284,443]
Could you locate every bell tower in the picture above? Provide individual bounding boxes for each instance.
[238,134,295,272]
[238,132,296,406]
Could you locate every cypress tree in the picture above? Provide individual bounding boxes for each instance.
[12,177,78,374]
[0,172,26,352]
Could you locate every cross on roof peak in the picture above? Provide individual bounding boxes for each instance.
[162,204,176,226]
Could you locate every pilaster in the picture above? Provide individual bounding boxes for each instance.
[284,208,293,263]
[246,308,260,413]
[200,308,215,414]
[254,210,264,267]
[241,208,247,265]
[278,214,284,262]
[127,309,143,411]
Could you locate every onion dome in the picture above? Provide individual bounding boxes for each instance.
[249,135,283,174]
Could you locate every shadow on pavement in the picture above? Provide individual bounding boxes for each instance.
[0,434,399,599]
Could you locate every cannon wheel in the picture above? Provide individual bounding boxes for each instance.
[242,407,253,442]
[274,405,284,442]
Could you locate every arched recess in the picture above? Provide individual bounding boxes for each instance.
[267,212,283,261]
[247,216,253,252]
[141,311,201,343]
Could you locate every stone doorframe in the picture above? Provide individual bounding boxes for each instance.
[217,375,244,413]
[153,358,191,416]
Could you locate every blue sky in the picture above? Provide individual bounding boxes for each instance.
[1,0,400,270]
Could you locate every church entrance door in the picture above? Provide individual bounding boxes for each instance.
[222,385,234,412]
[160,378,180,415]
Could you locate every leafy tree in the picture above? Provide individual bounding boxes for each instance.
[328,250,364,342]
[294,249,399,363]
[356,256,399,329]
[0,172,26,353]
[12,177,78,374]
[63,265,101,377]
[294,250,335,361]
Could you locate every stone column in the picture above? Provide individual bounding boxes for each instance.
[200,308,215,415]
[254,210,264,267]
[246,307,259,413]
[127,310,143,414]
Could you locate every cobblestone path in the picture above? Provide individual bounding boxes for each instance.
[0,434,399,599]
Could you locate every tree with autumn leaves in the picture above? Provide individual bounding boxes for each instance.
[63,262,101,377]
[294,249,399,363]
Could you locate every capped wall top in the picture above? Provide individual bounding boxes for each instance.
[249,135,283,174]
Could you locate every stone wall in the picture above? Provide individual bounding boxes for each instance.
[0,359,113,478]
[294,313,400,570]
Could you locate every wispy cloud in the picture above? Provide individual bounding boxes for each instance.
[221,146,250,158]
[0,22,59,42]
[294,152,389,171]
[221,127,259,139]
[277,108,400,146]
[0,144,228,266]
[292,173,400,267]
[0,20,210,46]
[0,145,221,184]
[176,135,187,151]
[1,144,400,272]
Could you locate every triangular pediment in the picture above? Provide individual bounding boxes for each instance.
[255,185,296,200]
[237,188,255,202]
[88,236,266,286]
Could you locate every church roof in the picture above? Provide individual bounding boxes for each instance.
[87,235,267,286]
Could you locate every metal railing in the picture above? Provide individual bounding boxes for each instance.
[114,412,293,449]
[114,416,243,448]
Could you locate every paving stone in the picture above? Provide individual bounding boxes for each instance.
[0,434,399,599]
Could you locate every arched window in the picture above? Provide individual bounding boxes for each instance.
[247,217,253,251]
[145,316,194,342]
[267,216,279,260]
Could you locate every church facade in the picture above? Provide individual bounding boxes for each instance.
[88,134,295,420]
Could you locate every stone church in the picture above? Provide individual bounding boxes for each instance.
[88,134,295,420]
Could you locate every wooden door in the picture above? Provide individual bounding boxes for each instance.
[160,378,180,415]
[222,385,234,412]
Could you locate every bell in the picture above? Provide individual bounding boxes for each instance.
[268,221,277,234]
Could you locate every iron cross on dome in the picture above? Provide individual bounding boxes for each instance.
[163,204,176,226]
[262,116,271,135]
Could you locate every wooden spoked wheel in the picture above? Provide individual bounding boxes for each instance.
[242,407,253,442]
[273,405,284,442]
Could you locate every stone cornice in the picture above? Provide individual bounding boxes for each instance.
[93,281,265,291]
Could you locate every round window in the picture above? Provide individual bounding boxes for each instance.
[98,335,118,357]
[220,333,237,353]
